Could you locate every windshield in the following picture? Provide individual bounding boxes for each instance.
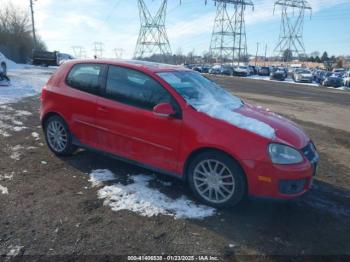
[300,70,311,74]
[157,71,243,110]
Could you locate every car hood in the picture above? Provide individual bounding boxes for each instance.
[234,104,309,149]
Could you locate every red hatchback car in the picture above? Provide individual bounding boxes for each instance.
[40,60,319,207]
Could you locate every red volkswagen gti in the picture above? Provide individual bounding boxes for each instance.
[40,60,319,207]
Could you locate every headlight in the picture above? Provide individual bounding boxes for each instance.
[268,144,304,164]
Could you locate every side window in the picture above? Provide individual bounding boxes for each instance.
[66,64,102,95]
[105,66,172,110]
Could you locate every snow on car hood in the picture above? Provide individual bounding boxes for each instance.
[187,95,276,140]
[235,104,310,148]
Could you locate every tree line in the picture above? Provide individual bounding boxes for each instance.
[0,3,46,63]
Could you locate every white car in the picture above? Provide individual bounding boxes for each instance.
[0,52,7,75]
[343,71,350,87]
[294,69,313,83]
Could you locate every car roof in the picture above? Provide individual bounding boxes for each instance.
[65,59,190,73]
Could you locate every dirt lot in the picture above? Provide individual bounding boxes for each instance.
[1,71,350,261]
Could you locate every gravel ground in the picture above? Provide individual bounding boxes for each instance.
[0,70,350,261]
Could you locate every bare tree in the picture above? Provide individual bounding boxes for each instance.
[0,3,46,63]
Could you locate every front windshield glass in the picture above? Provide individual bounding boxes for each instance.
[157,71,243,110]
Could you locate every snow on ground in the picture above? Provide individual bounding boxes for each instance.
[0,62,54,105]
[10,145,24,161]
[0,105,31,137]
[0,184,9,195]
[31,132,40,140]
[89,169,216,220]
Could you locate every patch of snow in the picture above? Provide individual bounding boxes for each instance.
[7,245,24,256]
[10,145,24,161]
[31,132,40,140]
[13,126,27,132]
[89,170,216,220]
[0,173,14,181]
[0,184,9,194]
[0,66,53,105]
[14,110,32,116]
[0,106,31,136]
[89,169,117,187]
[41,161,48,165]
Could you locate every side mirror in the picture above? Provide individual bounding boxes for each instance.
[153,103,176,118]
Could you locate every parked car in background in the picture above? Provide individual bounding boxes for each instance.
[294,69,313,83]
[322,75,344,88]
[343,71,350,87]
[292,68,304,81]
[248,65,258,75]
[220,65,234,76]
[209,65,221,75]
[201,65,211,74]
[193,66,203,73]
[270,67,287,81]
[0,52,7,75]
[258,66,270,76]
[333,68,346,77]
[318,71,333,84]
[233,66,250,77]
[40,59,319,207]
[314,70,325,83]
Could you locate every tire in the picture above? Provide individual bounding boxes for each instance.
[1,63,6,76]
[187,151,246,208]
[44,115,77,156]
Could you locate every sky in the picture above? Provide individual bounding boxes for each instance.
[3,0,350,59]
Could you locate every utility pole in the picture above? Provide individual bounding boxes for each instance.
[255,42,260,66]
[29,0,37,50]
[264,43,268,66]
[273,0,312,62]
[207,0,254,65]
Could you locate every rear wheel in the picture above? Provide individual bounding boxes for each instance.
[44,116,76,156]
[187,151,246,208]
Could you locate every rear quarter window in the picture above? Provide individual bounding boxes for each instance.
[66,64,102,95]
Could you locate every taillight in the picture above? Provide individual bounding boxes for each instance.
[41,86,47,101]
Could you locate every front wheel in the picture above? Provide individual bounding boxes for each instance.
[44,116,77,156]
[187,151,246,208]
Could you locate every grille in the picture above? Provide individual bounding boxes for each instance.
[301,142,319,164]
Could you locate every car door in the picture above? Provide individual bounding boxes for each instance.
[63,63,104,148]
[95,65,183,174]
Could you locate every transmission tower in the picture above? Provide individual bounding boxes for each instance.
[72,46,85,59]
[274,0,312,61]
[207,0,254,65]
[93,42,104,59]
[114,48,125,59]
[134,0,172,59]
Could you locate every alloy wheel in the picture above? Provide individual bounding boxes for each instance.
[46,120,68,153]
[193,159,235,204]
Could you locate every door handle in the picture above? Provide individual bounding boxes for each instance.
[97,106,109,113]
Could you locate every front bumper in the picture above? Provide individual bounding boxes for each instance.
[242,143,319,199]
